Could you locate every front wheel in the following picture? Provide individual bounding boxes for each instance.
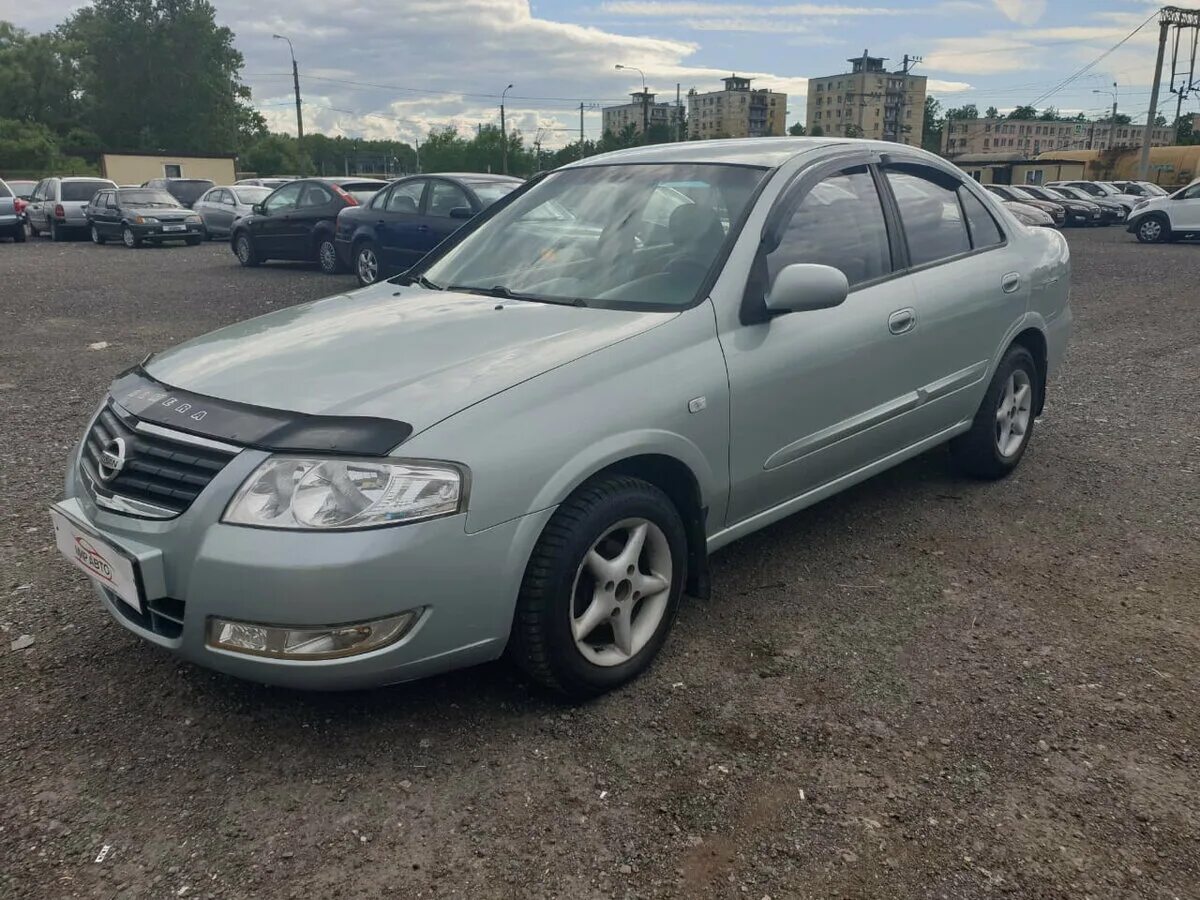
[234,232,260,267]
[91,225,106,245]
[354,241,380,286]
[950,344,1040,480]
[122,226,141,249]
[1135,216,1168,243]
[509,475,687,699]
[317,237,343,275]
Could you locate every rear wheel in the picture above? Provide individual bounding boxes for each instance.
[51,220,66,242]
[317,236,343,275]
[508,475,686,699]
[1135,215,1169,243]
[12,224,26,243]
[950,344,1040,480]
[354,241,380,286]
[122,226,141,249]
[91,225,106,245]
[234,231,260,267]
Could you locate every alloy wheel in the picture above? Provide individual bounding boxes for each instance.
[237,235,251,263]
[569,518,672,667]
[1139,219,1162,242]
[995,369,1033,458]
[122,227,136,248]
[319,240,337,273]
[357,246,379,284]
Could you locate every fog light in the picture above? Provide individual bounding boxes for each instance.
[207,611,419,660]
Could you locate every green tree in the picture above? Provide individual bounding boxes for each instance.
[844,123,864,138]
[985,106,999,118]
[810,124,824,137]
[0,117,58,169]
[945,104,978,120]
[242,134,307,176]
[0,23,80,132]
[923,95,943,153]
[787,121,806,136]
[1038,107,1060,120]
[1007,105,1038,120]
[62,0,258,152]
[1175,114,1197,145]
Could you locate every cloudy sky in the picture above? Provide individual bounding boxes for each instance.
[1,0,1192,148]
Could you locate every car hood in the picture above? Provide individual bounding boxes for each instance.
[143,284,674,436]
[127,206,190,218]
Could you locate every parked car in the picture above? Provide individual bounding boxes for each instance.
[0,179,27,242]
[25,176,118,240]
[335,173,523,285]
[4,178,36,222]
[1045,185,1125,224]
[1003,201,1056,227]
[193,185,273,239]
[50,139,1071,697]
[85,187,205,248]
[984,184,1065,226]
[1113,180,1169,198]
[1046,180,1140,213]
[236,177,297,189]
[1125,177,1200,243]
[230,177,388,273]
[141,178,216,209]
[1015,184,1103,226]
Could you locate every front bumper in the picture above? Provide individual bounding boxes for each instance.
[59,441,552,690]
[130,222,204,241]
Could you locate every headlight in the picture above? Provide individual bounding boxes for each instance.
[1134,200,1149,211]
[135,216,159,224]
[186,214,202,223]
[223,457,465,530]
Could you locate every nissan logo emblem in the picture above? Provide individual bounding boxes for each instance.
[98,437,127,482]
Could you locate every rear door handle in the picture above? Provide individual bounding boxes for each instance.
[417,224,430,232]
[888,308,916,335]
[1002,272,1022,294]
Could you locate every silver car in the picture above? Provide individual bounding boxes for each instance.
[25,176,118,240]
[192,185,273,239]
[50,139,1071,698]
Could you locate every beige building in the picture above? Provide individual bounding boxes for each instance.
[951,152,1086,186]
[100,152,237,185]
[806,52,926,145]
[687,76,786,140]
[942,118,1175,158]
[602,92,684,138]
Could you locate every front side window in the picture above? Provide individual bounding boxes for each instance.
[426,181,471,218]
[264,182,304,214]
[421,163,766,309]
[767,167,891,289]
[386,180,425,214]
[1179,183,1200,201]
[886,167,970,267]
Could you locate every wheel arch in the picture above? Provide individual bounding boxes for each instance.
[1008,327,1048,416]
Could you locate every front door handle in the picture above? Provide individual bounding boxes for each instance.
[888,308,916,335]
[417,224,430,233]
[1002,272,1022,294]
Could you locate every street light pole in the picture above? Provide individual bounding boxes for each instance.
[615,64,648,143]
[1093,82,1119,149]
[500,83,514,175]
[272,34,304,145]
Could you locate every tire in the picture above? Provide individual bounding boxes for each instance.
[950,344,1040,480]
[122,226,141,249]
[91,225,106,245]
[354,240,381,286]
[12,224,26,243]
[234,231,260,267]
[1135,215,1169,244]
[51,221,66,242]
[508,475,687,699]
[317,236,343,275]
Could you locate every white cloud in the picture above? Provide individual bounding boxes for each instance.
[600,1,914,15]
[991,0,1046,26]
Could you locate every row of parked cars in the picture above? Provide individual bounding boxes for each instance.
[984,179,1167,229]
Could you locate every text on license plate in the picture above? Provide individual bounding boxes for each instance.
[49,509,142,612]
[163,224,186,232]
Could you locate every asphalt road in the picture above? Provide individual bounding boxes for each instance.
[1,228,1198,899]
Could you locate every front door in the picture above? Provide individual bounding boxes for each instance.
[721,164,925,524]
[421,179,474,250]
[255,182,304,255]
[375,178,428,271]
[1172,181,1200,230]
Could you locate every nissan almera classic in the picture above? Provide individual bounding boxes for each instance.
[51,139,1071,698]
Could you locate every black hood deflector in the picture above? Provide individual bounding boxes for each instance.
[110,367,413,455]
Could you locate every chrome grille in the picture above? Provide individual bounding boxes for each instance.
[80,403,240,518]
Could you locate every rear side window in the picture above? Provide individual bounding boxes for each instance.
[0,182,11,199]
[886,168,970,267]
[299,184,334,207]
[768,167,892,289]
[61,180,111,202]
[958,188,1004,248]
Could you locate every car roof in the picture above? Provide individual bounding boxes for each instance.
[315,177,389,186]
[60,176,115,181]
[558,136,858,169]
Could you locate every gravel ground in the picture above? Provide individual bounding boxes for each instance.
[1,228,1198,900]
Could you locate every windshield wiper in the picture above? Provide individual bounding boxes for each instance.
[395,272,443,290]
[447,284,587,307]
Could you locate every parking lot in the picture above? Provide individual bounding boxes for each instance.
[1,228,1198,899]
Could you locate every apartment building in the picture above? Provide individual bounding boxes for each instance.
[686,76,786,139]
[805,51,926,145]
[943,117,1176,157]
[602,91,684,138]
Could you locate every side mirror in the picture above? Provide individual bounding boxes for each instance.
[252,203,266,216]
[765,263,850,315]
[449,206,474,220]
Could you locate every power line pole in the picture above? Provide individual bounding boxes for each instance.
[676,82,682,142]
[273,35,304,148]
[1140,15,1172,179]
[500,83,513,175]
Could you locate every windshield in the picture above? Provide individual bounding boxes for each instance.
[420,163,766,310]
[61,180,113,201]
[469,181,520,207]
[233,186,272,204]
[1008,186,1038,202]
[165,180,214,204]
[1141,182,1169,196]
[118,189,181,207]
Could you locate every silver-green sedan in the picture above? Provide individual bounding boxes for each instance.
[192,185,272,239]
[51,138,1071,698]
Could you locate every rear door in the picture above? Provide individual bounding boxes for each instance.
[880,162,1023,425]
[86,191,107,233]
[289,182,339,259]
[376,178,428,270]
[28,180,48,231]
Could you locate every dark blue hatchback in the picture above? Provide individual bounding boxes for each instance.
[335,173,522,285]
